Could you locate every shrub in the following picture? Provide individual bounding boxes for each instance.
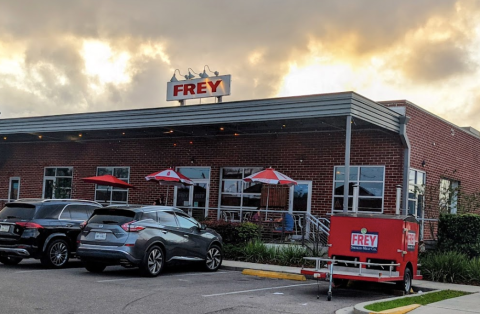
[236,222,261,243]
[203,220,261,245]
[437,214,480,258]
[420,251,469,283]
[466,257,480,285]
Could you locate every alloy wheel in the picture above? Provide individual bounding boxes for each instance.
[206,247,222,270]
[147,248,163,275]
[49,241,68,267]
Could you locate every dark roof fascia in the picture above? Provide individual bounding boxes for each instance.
[0,92,402,134]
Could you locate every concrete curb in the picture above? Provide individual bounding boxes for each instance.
[353,290,439,314]
[242,269,306,281]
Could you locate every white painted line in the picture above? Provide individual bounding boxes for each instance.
[14,270,52,274]
[97,271,231,283]
[202,282,318,297]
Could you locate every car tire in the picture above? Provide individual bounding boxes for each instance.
[204,245,223,272]
[396,267,412,294]
[84,262,106,273]
[0,256,23,265]
[140,245,164,277]
[41,239,70,268]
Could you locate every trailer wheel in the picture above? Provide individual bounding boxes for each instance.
[397,267,412,294]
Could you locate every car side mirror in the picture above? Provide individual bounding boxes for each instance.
[199,224,207,230]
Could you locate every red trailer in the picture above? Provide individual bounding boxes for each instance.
[301,213,422,300]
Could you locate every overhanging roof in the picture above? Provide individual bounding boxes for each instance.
[0,92,403,143]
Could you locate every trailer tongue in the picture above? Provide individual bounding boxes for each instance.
[301,213,423,301]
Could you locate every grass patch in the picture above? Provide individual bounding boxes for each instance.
[364,290,470,312]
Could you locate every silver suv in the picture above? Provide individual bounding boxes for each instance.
[77,205,223,277]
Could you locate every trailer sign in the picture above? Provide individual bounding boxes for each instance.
[351,231,378,253]
[407,231,416,251]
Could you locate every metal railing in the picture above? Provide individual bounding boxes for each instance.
[217,208,330,253]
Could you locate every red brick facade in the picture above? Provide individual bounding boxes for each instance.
[0,129,404,218]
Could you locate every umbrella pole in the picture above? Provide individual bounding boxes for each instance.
[166,186,169,206]
[266,185,270,220]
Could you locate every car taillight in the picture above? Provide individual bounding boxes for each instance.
[80,221,87,230]
[121,221,145,232]
[15,222,43,229]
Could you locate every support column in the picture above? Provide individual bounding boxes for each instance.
[343,115,352,213]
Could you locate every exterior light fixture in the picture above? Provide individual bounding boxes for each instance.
[38,135,42,139]
[190,157,195,164]
[189,141,193,144]
[184,68,197,80]
[173,143,177,147]
[234,133,239,136]
[122,132,126,135]
[3,137,6,140]
[421,160,426,167]
[199,65,219,78]
[170,69,184,82]
[219,127,224,131]
[78,133,83,137]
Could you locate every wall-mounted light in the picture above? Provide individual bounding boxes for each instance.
[421,160,426,167]
[38,135,43,139]
[3,136,6,140]
[78,133,83,137]
[299,155,306,163]
[190,157,195,164]
[170,69,184,82]
[199,65,219,78]
[184,68,197,80]
[122,132,126,136]
[219,127,224,131]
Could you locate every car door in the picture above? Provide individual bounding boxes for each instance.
[174,212,208,259]
[58,204,92,248]
[155,211,190,261]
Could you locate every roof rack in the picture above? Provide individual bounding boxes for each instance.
[15,198,102,206]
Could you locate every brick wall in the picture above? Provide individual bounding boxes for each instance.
[0,129,404,218]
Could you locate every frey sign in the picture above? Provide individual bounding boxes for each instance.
[351,231,379,253]
[167,75,231,101]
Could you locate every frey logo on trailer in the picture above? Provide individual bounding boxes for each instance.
[167,75,231,101]
[351,229,379,253]
[407,231,416,251]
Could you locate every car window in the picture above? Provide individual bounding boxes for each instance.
[88,208,136,225]
[0,204,36,219]
[68,205,90,220]
[175,213,199,229]
[142,211,157,221]
[34,204,65,219]
[157,211,178,227]
[59,207,71,220]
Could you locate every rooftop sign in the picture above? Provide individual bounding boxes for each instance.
[167,75,231,102]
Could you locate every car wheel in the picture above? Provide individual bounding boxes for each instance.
[396,267,412,294]
[0,256,23,265]
[204,245,223,272]
[140,245,164,277]
[83,262,106,273]
[41,239,70,268]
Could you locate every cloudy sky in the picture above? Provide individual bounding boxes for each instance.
[1,1,480,129]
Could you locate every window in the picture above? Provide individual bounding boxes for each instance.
[157,211,178,227]
[175,167,210,217]
[95,167,130,204]
[142,211,157,221]
[439,178,459,214]
[408,169,426,217]
[332,166,385,213]
[219,167,264,209]
[8,177,20,201]
[43,167,73,199]
[175,213,199,229]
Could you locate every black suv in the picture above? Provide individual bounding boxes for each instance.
[77,205,223,277]
[0,199,102,268]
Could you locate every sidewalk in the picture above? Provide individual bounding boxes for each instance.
[221,260,480,314]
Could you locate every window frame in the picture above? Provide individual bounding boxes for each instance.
[331,165,385,213]
[174,167,211,217]
[8,177,20,202]
[439,177,459,214]
[42,167,73,199]
[218,166,264,210]
[95,166,131,204]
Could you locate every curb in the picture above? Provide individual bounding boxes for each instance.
[242,269,306,281]
[353,290,439,314]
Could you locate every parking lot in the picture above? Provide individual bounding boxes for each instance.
[0,259,391,314]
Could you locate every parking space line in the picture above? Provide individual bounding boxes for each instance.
[96,271,232,283]
[14,270,53,274]
[202,282,318,297]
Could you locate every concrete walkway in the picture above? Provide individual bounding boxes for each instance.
[221,260,480,314]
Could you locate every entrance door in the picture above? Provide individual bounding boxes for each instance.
[289,181,312,237]
[174,167,210,219]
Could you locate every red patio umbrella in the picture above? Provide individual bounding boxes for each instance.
[82,174,135,204]
[243,168,297,211]
[145,168,194,205]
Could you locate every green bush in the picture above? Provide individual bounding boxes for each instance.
[420,251,469,283]
[203,220,261,245]
[465,257,480,285]
[437,214,480,258]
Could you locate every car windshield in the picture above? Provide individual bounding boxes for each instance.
[88,208,136,225]
[0,204,36,220]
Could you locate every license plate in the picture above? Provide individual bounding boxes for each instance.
[0,225,9,232]
[95,232,106,240]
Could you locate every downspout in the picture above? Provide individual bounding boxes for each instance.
[399,115,410,215]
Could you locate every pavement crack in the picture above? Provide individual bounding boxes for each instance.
[122,291,159,311]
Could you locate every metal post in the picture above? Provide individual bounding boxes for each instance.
[343,116,352,213]
[217,96,223,103]
[396,185,402,215]
[352,184,359,213]
[179,100,185,106]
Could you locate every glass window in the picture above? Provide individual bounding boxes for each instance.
[408,169,426,217]
[59,207,71,220]
[220,167,264,209]
[439,178,459,214]
[175,168,211,218]
[68,205,90,220]
[88,208,136,225]
[9,178,20,201]
[332,166,384,213]
[95,167,130,204]
[43,167,73,199]
[176,213,198,229]
[157,211,178,227]
[142,211,157,221]
[0,205,36,220]
[176,168,210,179]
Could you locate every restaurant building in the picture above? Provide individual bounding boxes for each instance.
[0,91,479,240]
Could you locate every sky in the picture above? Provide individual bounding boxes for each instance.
[1,1,480,129]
